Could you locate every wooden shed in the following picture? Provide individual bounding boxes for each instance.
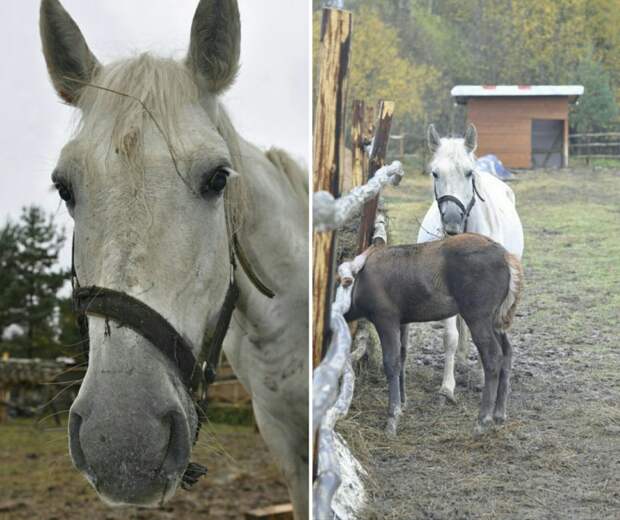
[452,85,583,169]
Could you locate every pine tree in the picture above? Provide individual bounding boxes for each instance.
[0,222,20,336]
[571,53,619,133]
[1,207,70,358]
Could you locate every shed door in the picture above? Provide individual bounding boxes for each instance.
[531,119,564,168]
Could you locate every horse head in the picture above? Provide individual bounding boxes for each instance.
[40,0,244,506]
[427,123,480,235]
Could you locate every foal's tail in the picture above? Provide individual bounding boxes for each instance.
[495,252,524,331]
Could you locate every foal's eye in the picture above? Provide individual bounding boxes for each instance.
[54,181,74,204]
[465,170,473,178]
[431,171,439,179]
[200,168,229,197]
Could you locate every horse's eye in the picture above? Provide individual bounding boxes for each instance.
[465,170,473,178]
[54,182,74,204]
[431,171,438,179]
[200,168,229,196]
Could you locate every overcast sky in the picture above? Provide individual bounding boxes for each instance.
[0,0,310,268]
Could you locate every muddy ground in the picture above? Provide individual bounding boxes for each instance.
[0,417,288,519]
[337,164,620,519]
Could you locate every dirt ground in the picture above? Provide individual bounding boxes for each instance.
[337,164,620,519]
[0,417,288,519]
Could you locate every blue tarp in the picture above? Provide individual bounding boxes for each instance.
[476,154,514,180]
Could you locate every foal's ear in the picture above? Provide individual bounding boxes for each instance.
[427,124,442,153]
[39,0,100,105]
[464,123,478,153]
[186,0,241,95]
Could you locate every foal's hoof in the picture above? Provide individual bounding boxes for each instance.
[472,418,494,438]
[437,388,457,405]
[385,418,398,438]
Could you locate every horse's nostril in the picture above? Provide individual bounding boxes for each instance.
[68,411,93,480]
[160,411,191,478]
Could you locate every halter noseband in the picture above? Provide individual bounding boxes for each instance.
[70,208,273,490]
[434,174,485,232]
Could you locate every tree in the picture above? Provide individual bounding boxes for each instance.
[0,206,71,359]
[56,296,84,356]
[0,222,20,335]
[347,7,440,129]
[571,53,619,133]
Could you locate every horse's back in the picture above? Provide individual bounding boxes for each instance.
[350,242,457,323]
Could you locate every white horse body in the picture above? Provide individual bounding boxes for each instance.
[417,125,524,403]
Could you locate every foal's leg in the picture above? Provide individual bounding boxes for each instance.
[468,320,504,436]
[399,324,409,409]
[493,331,513,424]
[375,318,403,437]
[439,316,459,404]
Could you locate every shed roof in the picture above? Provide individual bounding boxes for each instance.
[451,85,584,104]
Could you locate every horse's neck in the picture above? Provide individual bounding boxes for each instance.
[468,172,503,236]
[232,138,308,331]
[468,171,523,257]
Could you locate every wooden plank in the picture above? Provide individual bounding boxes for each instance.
[477,133,531,148]
[215,364,236,380]
[570,132,620,138]
[365,105,375,143]
[0,387,8,423]
[347,100,368,339]
[245,503,294,519]
[356,100,395,252]
[312,8,352,368]
[207,380,251,406]
[350,100,366,189]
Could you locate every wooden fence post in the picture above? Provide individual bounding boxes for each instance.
[365,105,375,142]
[356,100,395,253]
[312,8,352,368]
[351,100,367,189]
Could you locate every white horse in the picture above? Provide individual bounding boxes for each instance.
[416,124,524,403]
[40,0,308,517]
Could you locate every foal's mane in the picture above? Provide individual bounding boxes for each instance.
[74,53,248,232]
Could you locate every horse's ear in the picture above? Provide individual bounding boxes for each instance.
[186,0,241,95]
[464,123,478,153]
[427,124,442,152]
[39,0,100,105]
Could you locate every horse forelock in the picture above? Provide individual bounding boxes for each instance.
[431,138,476,173]
[76,54,200,155]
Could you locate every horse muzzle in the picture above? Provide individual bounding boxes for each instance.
[440,203,466,235]
[68,405,191,506]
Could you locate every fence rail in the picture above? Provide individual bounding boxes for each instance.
[569,132,620,160]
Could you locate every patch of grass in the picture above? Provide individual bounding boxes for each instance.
[206,404,255,426]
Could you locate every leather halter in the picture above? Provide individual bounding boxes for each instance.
[434,174,485,232]
[70,206,274,489]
